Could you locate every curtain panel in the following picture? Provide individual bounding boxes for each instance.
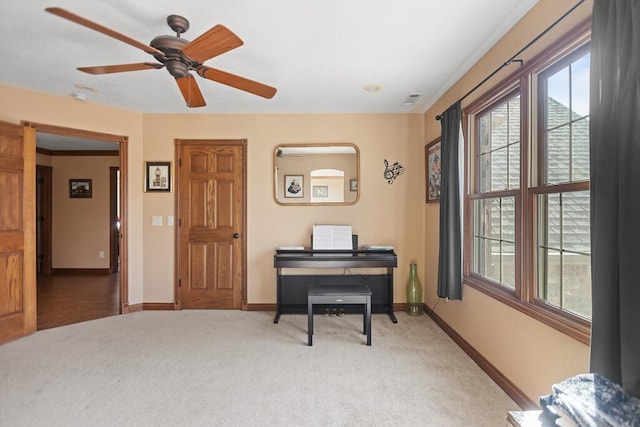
[437,101,463,300]
[589,0,640,398]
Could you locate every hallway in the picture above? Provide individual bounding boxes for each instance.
[37,273,120,330]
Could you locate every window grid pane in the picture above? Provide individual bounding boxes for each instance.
[572,117,590,182]
[563,253,592,318]
[477,95,521,193]
[546,126,571,184]
[543,52,590,185]
[472,197,516,289]
[537,191,591,318]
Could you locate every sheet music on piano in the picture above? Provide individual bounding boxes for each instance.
[312,225,353,250]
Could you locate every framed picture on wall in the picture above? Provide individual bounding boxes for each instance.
[284,175,303,198]
[69,179,92,198]
[145,161,171,192]
[425,137,441,203]
[312,185,329,198]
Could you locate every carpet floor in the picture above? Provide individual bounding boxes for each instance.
[0,310,519,426]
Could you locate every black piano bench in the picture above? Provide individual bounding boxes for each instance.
[307,285,372,346]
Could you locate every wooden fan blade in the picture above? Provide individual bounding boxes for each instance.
[181,25,243,63]
[45,7,163,56]
[78,63,162,75]
[176,75,206,108]
[197,66,277,99]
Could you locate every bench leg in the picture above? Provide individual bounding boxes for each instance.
[366,296,371,346]
[362,304,367,335]
[308,296,313,346]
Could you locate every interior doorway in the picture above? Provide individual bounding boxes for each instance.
[25,121,129,328]
[110,166,120,273]
[36,165,52,275]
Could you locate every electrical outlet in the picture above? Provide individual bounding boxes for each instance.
[99,251,105,259]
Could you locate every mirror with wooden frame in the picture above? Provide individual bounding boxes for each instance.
[274,143,359,205]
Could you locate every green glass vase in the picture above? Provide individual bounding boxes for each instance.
[406,263,423,316]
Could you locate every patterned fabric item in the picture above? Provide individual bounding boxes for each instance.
[540,373,640,426]
[539,394,561,425]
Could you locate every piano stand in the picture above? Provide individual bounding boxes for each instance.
[273,249,398,324]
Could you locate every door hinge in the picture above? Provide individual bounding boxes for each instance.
[178,218,181,227]
[179,158,182,167]
[178,279,182,288]
[38,178,45,184]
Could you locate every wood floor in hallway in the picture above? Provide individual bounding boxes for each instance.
[37,273,120,330]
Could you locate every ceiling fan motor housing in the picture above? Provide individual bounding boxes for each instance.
[150,35,200,78]
[148,14,200,78]
[165,60,189,78]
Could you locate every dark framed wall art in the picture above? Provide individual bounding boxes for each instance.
[284,175,303,198]
[69,179,92,198]
[425,137,441,203]
[145,161,171,192]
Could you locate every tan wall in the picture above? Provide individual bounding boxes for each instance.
[142,114,425,303]
[49,156,119,268]
[423,0,593,403]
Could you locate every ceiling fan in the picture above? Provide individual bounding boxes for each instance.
[275,149,302,160]
[45,7,277,108]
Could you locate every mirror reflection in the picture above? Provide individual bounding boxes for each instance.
[274,143,359,205]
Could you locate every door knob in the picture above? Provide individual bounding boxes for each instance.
[233,233,240,239]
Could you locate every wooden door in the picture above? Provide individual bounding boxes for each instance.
[109,166,119,273]
[36,165,52,275]
[176,139,246,309]
[0,121,36,344]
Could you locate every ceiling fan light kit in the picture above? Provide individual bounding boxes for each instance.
[45,7,277,108]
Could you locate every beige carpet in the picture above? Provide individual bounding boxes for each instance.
[0,310,519,426]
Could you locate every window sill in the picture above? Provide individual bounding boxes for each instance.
[464,276,591,345]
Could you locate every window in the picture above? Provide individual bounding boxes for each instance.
[464,22,591,342]
[471,92,520,291]
[535,45,591,320]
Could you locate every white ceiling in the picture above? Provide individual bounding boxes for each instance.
[2,0,538,115]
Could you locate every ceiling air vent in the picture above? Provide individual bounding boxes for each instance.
[402,93,422,106]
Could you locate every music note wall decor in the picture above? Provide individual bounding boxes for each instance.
[383,159,405,184]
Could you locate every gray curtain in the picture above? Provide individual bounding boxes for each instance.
[589,0,640,398]
[437,101,462,300]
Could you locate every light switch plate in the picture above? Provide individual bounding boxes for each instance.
[167,216,174,226]
[152,216,163,226]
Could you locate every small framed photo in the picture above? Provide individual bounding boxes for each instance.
[145,161,171,192]
[312,185,329,198]
[69,179,92,198]
[425,137,441,203]
[284,175,303,198]
[349,178,358,192]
